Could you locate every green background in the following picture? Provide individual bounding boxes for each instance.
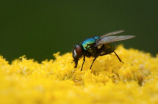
[0,0,158,62]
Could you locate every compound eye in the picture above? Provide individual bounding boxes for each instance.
[73,45,82,58]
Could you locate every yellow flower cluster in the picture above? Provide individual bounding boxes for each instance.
[0,45,158,104]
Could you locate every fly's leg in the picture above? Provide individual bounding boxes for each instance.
[100,51,124,63]
[113,51,124,63]
[90,57,96,69]
[90,50,104,69]
[81,55,85,71]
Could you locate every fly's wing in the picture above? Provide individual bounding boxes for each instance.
[100,30,124,39]
[96,35,135,46]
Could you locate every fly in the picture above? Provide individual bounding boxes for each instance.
[72,30,135,71]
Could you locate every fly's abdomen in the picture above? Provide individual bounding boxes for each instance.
[103,43,116,53]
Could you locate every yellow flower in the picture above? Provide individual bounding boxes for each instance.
[0,45,158,104]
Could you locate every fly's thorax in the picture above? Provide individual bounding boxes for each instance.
[81,36,100,57]
[81,36,99,51]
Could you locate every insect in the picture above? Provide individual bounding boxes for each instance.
[72,30,135,71]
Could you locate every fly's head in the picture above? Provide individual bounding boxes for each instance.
[72,45,83,68]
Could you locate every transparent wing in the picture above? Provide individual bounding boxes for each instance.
[96,35,135,46]
[100,30,124,39]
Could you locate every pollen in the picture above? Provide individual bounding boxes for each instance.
[0,45,158,104]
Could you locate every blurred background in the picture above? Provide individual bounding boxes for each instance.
[0,0,158,62]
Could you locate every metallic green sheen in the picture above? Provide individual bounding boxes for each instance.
[81,36,99,51]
